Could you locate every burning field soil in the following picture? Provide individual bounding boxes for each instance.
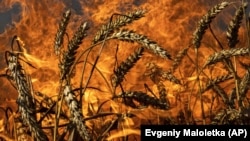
[0,0,250,140]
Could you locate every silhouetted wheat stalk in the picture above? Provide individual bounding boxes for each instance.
[144,62,180,84]
[63,84,91,141]
[157,81,169,106]
[226,3,247,48]
[93,9,146,44]
[211,84,230,106]
[60,22,88,80]
[116,91,168,110]
[202,74,233,93]
[204,47,249,67]
[6,52,48,141]
[111,47,144,88]
[193,1,229,48]
[54,9,71,56]
[110,29,172,60]
[170,47,189,73]
[211,109,241,125]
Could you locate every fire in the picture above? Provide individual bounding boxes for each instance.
[0,0,250,140]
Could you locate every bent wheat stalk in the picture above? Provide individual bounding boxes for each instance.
[111,47,144,88]
[63,84,91,141]
[116,91,169,110]
[60,22,88,81]
[110,29,172,60]
[204,47,249,67]
[226,3,247,48]
[193,1,229,48]
[93,9,146,44]
[6,52,48,141]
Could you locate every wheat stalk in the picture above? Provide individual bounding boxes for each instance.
[170,47,189,73]
[110,29,172,60]
[54,9,71,56]
[111,47,144,88]
[204,47,249,67]
[63,84,91,141]
[226,3,247,48]
[6,52,48,141]
[116,91,169,110]
[60,22,88,80]
[211,84,229,106]
[202,73,233,93]
[93,9,146,44]
[193,1,229,48]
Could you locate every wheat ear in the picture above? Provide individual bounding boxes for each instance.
[193,1,229,48]
[111,29,172,60]
[60,22,88,80]
[144,62,180,84]
[211,84,229,105]
[227,3,247,48]
[157,81,169,105]
[54,9,71,55]
[202,74,233,93]
[93,9,146,44]
[6,52,48,141]
[63,85,91,141]
[116,91,169,110]
[111,47,144,87]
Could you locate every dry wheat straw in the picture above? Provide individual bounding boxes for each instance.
[60,22,88,80]
[111,29,172,59]
[202,74,233,93]
[226,3,247,48]
[211,84,229,105]
[111,47,144,87]
[157,81,169,105]
[7,53,48,141]
[117,91,169,110]
[63,85,91,141]
[204,47,249,66]
[193,1,229,48]
[54,9,71,55]
[93,9,146,44]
